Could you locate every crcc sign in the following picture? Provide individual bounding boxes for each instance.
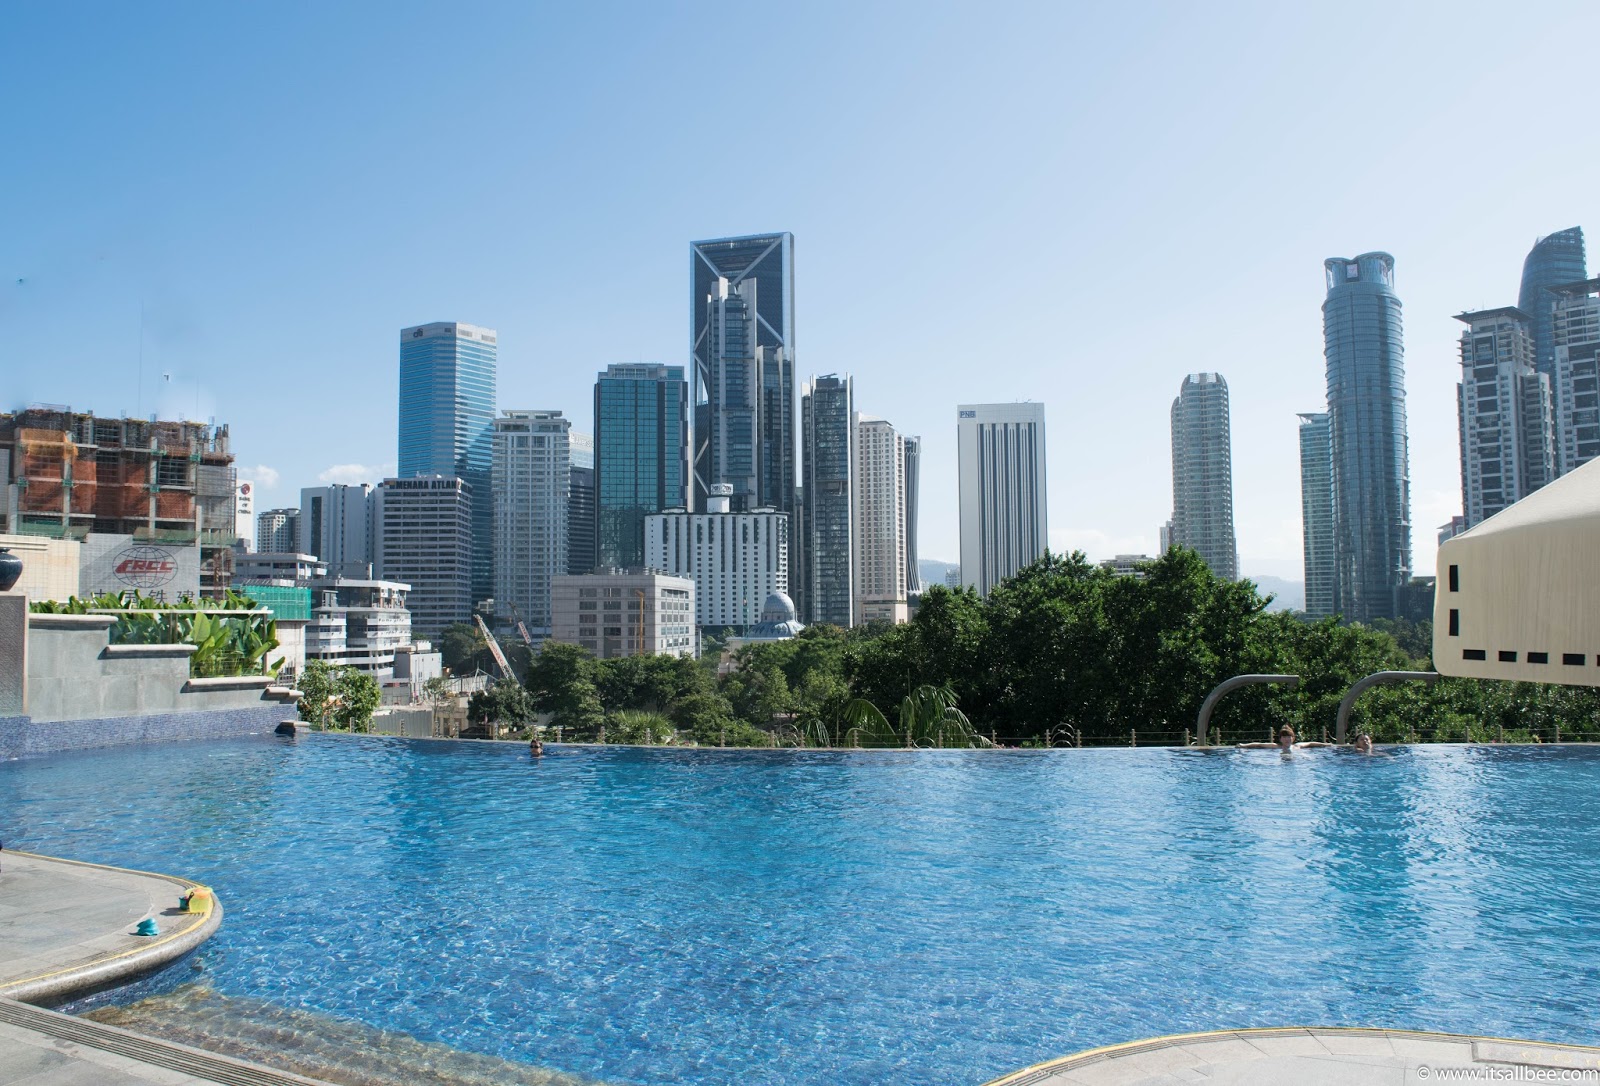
[80,535,200,599]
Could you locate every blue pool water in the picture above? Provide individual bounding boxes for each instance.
[4,735,1600,1085]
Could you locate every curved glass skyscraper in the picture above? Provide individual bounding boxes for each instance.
[1518,227,1586,379]
[1323,253,1409,622]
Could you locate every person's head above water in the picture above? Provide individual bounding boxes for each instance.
[1277,725,1296,748]
[1353,732,1373,753]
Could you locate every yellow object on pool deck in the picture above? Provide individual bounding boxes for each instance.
[182,886,214,913]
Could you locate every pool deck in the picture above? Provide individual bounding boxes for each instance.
[0,849,333,1085]
[985,1026,1600,1085]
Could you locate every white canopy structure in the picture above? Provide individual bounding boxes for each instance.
[1433,456,1600,684]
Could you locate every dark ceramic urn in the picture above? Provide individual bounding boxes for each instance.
[0,548,21,592]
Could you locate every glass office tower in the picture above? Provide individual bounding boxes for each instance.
[398,322,497,604]
[1297,412,1335,619]
[1323,254,1410,623]
[568,432,596,575]
[594,364,689,570]
[690,233,795,516]
[801,374,854,627]
[1518,227,1586,382]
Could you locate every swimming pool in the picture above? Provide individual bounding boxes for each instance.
[3,735,1598,1085]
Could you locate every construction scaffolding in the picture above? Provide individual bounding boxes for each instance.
[1,407,237,596]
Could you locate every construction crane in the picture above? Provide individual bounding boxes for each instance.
[505,601,535,648]
[472,613,515,681]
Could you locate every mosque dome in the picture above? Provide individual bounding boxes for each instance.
[746,591,804,640]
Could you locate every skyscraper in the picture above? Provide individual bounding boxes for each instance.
[855,415,913,624]
[690,233,795,516]
[255,507,300,554]
[298,484,374,578]
[491,410,569,634]
[1518,227,1586,383]
[374,475,473,638]
[1323,253,1410,622]
[594,363,690,570]
[568,432,596,575]
[1455,308,1556,528]
[1168,373,1238,581]
[1297,412,1336,618]
[957,402,1048,596]
[397,322,497,604]
[1551,277,1600,476]
[903,434,921,595]
[800,375,854,627]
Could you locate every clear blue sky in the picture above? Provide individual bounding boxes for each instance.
[6,2,1598,578]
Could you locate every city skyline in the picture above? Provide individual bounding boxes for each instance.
[8,6,1600,579]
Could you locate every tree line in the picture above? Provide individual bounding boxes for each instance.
[454,548,1600,746]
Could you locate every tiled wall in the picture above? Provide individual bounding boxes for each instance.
[0,705,291,760]
[0,596,24,717]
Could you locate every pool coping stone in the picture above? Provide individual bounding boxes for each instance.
[984,1026,1600,1084]
[0,850,222,1005]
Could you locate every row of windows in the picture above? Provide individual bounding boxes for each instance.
[1460,648,1590,666]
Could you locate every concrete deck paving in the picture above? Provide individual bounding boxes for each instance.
[0,850,332,1086]
[984,1026,1600,1085]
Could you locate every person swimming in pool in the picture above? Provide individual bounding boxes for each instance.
[1237,725,1332,751]
[1352,732,1374,754]
[529,735,544,758]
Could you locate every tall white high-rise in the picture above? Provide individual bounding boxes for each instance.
[854,415,913,624]
[1455,308,1556,529]
[297,484,374,578]
[957,402,1047,596]
[1552,277,1600,476]
[256,507,300,554]
[1169,373,1238,581]
[644,484,788,631]
[492,410,570,634]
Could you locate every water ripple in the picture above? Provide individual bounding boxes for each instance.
[4,736,1600,1086]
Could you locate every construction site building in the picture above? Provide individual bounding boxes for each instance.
[0,406,238,597]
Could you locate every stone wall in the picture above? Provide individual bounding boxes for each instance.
[0,534,80,604]
[0,608,300,756]
[25,613,293,723]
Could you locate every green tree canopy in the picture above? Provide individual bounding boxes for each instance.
[469,678,535,732]
[332,667,381,733]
